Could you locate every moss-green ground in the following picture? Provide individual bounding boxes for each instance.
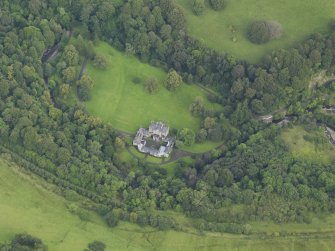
[176,0,335,63]
[1,158,335,250]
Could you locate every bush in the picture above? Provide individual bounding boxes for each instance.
[189,96,204,116]
[77,84,92,101]
[105,210,119,227]
[209,0,225,10]
[132,76,142,84]
[247,20,283,44]
[93,55,108,69]
[177,128,195,146]
[192,0,205,15]
[87,240,106,251]
[10,233,47,251]
[145,77,159,94]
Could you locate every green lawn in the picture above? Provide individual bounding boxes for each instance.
[176,0,335,63]
[1,157,335,250]
[85,42,221,133]
[281,126,335,164]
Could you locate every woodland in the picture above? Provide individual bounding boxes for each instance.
[0,0,335,242]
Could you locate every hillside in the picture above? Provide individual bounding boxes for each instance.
[1,157,335,251]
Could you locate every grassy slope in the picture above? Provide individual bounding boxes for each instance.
[176,0,335,63]
[85,42,220,133]
[1,158,335,250]
[281,126,335,164]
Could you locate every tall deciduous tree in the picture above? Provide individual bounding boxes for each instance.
[165,69,182,91]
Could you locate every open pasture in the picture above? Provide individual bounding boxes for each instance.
[176,0,335,63]
[85,42,221,133]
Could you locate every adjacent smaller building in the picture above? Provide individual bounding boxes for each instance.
[133,121,175,158]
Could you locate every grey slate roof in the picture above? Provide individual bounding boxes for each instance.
[133,121,175,158]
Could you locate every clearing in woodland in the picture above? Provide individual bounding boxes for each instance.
[85,42,221,133]
[176,0,335,63]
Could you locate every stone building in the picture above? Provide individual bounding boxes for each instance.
[133,121,175,158]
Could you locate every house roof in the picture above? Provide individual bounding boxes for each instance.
[149,121,169,135]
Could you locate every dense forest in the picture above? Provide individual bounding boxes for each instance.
[0,0,335,231]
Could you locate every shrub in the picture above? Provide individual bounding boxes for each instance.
[145,77,159,94]
[77,84,92,101]
[105,210,119,227]
[10,233,47,251]
[192,0,205,16]
[247,20,283,44]
[132,76,142,84]
[93,55,108,69]
[178,128,195,146]
[209,0,225,10]
[87,240,106,251]
[189,96,204,116]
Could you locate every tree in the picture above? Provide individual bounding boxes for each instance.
[105,211,119,227]
[22,65,37,83]
[189,96,204,116]
[78,74,94,88]
[196,128,207,143]
[63,44,79,66]
[165,69,182,91]
[9,233,47,251]
[59,84,70,98]
[115,137,125,151]
[87,241,106,251]
[192,0,205,16]
[28,0,43,15]
[250,99,265,114]
[62,67,77,83]
[177,128,195,146]
[77,74,94,101]
[93,55,108,69]
[78,84,92,101]
[145,77,159,94]
[75,35,95,59]
[247,21,283,44]
[209,0,225,10]
[204,117,216,129]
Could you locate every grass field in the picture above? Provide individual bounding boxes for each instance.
[176,0,335,63]
[85,42,221,133]
[1,157,335,250]
[281,126,335,164]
